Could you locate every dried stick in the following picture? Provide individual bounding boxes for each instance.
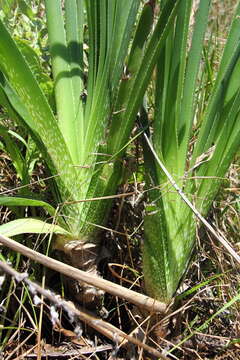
[0,260,168,360]
[0,233,167,314]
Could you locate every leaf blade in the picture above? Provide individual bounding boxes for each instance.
[0,218,71,238]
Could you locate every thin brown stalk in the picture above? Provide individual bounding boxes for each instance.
[0,260,168,360]
[62,191,136,205]
[0,174,59,195]
[5,332,35,360]
[0,233,167,313]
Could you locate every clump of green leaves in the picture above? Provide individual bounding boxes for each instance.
[0,0,180,302]
[142,0,240,302]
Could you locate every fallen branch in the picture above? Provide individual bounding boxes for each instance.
[0,260,168,360]
[0,233,167,313]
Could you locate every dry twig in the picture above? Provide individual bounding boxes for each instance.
[0,233,167,314]
[0,260,169,360]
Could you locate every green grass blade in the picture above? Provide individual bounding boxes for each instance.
[0,125,26,181]
[0,196,57,218]
[177,0,210,174]
[65,0,85,163]
[65,0,85,164]
[109,0,141,92]
[0,81,19,121]
[84,0,110,160]
[44,0,82,164]
[110,1,154,119]
[65,0,84,101]
[0,218,71,238]
[154,0,193,173]
[191,2,240,163]
[107,0,180,157]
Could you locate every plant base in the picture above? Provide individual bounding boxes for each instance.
[56,240,105,306]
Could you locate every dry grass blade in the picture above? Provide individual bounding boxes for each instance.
[144,132,240,265]
[0,260,168,360]
[21,345,113,359]
[62,191,136,205]
[0,233,167,313]
[5,332,35,360]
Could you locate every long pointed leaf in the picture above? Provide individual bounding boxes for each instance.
[108,0,180,156]
[0,218,71,238]
[0,196,57,218]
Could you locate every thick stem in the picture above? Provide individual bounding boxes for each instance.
[54,234,105,305]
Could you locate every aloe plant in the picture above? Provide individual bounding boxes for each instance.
[0,0,181,302]
[142,0,240,303]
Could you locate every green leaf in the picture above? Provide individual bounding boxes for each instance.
[0,125,25,179]
[0,0,16,17]
[177,0,211,177]
[0,218,71,238]
[0,196,57,218]
[192,2,240,162]
[18,0,34,20]
[14,38,54,103]
[108,0,181,157]
[45,0,84,164]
